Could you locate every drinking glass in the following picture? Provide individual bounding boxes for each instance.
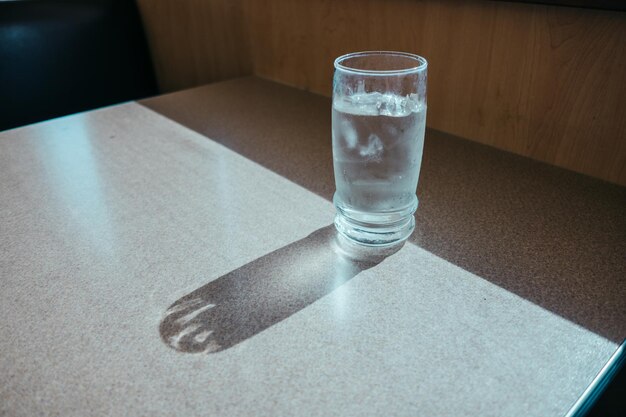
[332,51,427,246]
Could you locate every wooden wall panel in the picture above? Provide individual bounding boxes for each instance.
[136,0,252,92]
[138,0,626,186]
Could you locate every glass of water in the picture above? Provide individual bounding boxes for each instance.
[332,51,427,246]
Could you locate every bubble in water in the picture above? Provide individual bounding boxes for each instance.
[386,124,398,136]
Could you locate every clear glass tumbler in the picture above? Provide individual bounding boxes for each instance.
[332,51,428,246]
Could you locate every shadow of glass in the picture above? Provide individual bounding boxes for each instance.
[160,225,402,353]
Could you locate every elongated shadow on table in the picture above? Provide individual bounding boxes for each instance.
[159,225,400,353]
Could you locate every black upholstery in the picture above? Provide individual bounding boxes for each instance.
[0,0,158,131]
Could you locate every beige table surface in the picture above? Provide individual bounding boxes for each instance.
[1,77,624,416]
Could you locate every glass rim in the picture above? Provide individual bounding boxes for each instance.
[334,51,427,76]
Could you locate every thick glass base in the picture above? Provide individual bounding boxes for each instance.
[333,194,418,247]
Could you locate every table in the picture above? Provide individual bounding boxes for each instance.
[1,76,624,416]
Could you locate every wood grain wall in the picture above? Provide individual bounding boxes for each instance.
[137,0,251,92]
[137,0,626,186]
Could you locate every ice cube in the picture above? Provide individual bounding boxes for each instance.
[342,119,357,148]
[359,133,383,161]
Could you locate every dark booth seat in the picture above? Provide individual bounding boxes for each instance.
[0,0,158,131]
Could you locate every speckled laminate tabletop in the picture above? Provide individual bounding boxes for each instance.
[1,77,624,416]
